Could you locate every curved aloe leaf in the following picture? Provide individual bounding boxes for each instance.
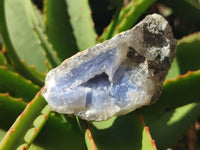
[32,3,45,30]
[25,0,62,68]
[142,127,157,150]
[34,115,86,150]
[1,47,21,72]
[65,0,97,51]
[0,0,45,86]
[99,1,132,42]
[4,0,48,73]
[141,70,200,123]
[148,102,200,149]
[97,0,123,42]
[0,66,40,101]
[187,0,200,9]
[44,0,79,60]
[18,105,50,150]
[159,0,200,28]
[85,128,97,150]
[90,112,156,150]
[176,32,200,74]
[0,51,6,65]
[0,93,86,149]
[166,57,180,80]
[99,0,156,42]
[1,47,13,66]
[0,93,27,131]
[0,129,6,142]
[0,90,50,150]
[29,144,45,150]
[116,0,155,33]
[166,32,200,80]
[140,71,200,148]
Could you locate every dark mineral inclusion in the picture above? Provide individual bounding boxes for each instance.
[42,14,177,121]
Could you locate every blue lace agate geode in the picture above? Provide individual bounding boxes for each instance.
[42,14,177,121]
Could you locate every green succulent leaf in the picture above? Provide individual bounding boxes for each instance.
[159,0,200,29]
[18,105,50,150]
[0,129,6,142]
[140,69,200,148]
[0,51,6,66]
[167,31,200,80]
[99,0,156,42]
[34,114,86,150]
[0,90,50,150]
[186,0,200,9]
[85,128,97,150]
[90,112,157,150]
[22,62,46,86]
[97,0,123,42]
[29,144,45,150]
[0,66,40,101]
[166,57,180,80]
[65,0,97,51]
[0,0,45,86]
[141,70,200,123]
[115,0,155,33]
[0,93,27,131]
[44,0,79,60]
[0,93,86,149]
[141,127,157,150]
[176,32,200,74]
[4,0,48,73]
[25,0,62,68]
[148,102,200,149]
[32,3,45,30]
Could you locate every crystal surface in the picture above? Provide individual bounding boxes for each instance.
[42,14,177,121]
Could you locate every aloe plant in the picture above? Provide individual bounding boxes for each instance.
[0,0,200,149]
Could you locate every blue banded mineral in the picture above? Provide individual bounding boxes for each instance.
[42,14,177,121]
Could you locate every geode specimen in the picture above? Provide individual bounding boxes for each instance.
[42,14,177,121]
